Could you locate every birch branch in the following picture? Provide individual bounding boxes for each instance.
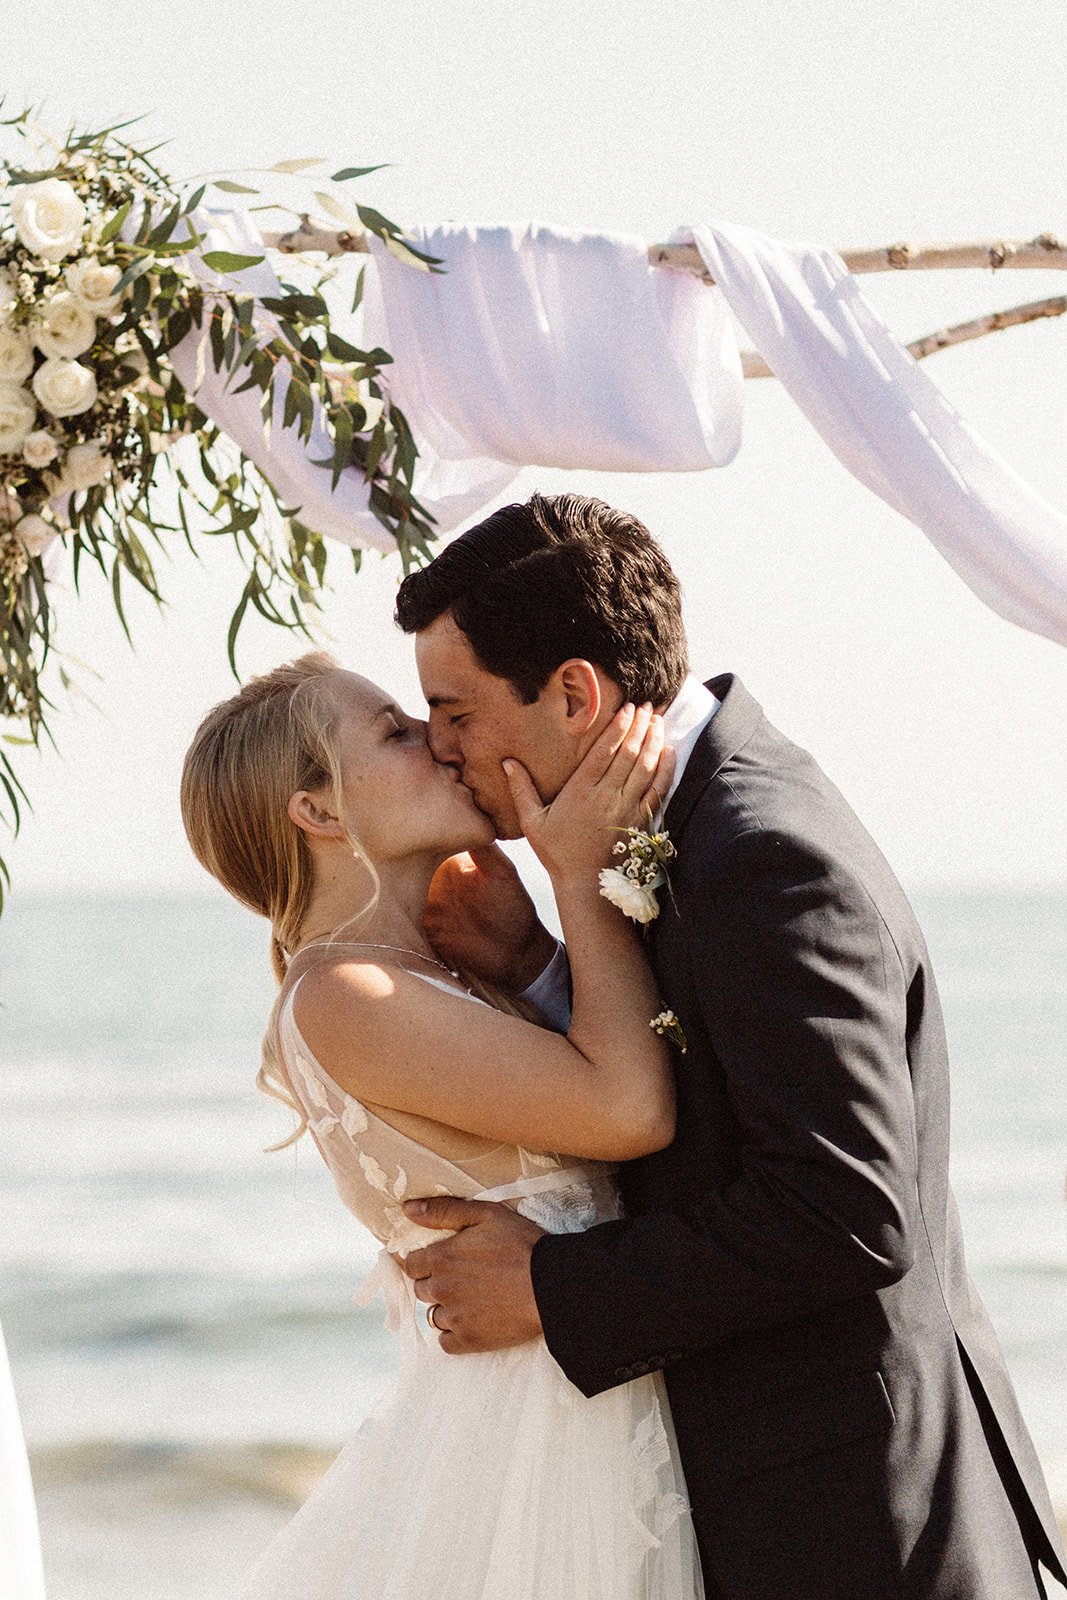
[740,293,1067,378]
[265,218,1067,279]
[650,234,1067,279]
[260,219,1067,375]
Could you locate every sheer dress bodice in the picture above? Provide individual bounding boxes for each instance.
[274,960,623,1270]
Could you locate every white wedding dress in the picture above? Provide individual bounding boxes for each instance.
[238,962,704,1600]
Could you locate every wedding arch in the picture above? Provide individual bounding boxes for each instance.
[2,110,1066,909]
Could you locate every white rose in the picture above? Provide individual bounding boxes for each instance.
[62,440,110,490]
[22,429,59,469]
[0,324,34,383]
[32,358,97,419]
[9,179,88,264]
[65,258,124,317]
[35,291,97,360]
[597,866,663,924]
[0,382,38,455]
[14,512,55,557]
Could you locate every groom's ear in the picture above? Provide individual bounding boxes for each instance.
[552,659,605,738]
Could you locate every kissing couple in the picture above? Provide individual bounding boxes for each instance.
[182,493,1065,1599]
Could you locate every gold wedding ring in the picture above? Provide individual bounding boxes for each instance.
[427,1303,443,1332]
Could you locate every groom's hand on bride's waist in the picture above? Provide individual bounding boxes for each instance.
[399,1197,546,1354]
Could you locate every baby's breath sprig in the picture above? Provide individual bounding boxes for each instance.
[650,1008,687,1054]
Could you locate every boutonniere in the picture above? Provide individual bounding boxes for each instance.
[598,822,677,925]
[599,823,686,1052]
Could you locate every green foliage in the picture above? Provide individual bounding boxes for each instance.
[0,111,441,908]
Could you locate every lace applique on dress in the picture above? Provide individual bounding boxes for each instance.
[628,1399,692,1550]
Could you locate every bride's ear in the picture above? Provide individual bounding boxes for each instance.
[288,788,345,842]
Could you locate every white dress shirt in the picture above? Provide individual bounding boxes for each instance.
[522,676,720,1030]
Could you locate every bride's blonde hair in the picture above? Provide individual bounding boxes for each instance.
[182,650,542,1149]
[180,651,378,1142]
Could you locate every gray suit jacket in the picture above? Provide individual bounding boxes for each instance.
[532,675,1065,1598]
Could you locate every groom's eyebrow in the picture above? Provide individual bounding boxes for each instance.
[425,694,461,708]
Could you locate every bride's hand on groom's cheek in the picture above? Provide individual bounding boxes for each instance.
[505,704,676,882]
[424,846,558,993]
[399,1198,546,1354]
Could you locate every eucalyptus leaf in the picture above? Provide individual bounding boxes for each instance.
[384,235,438,272]
[313,191,363,229]
[270,157,326,174]
[331,164,389,181]
[355,203,399,240]
[115,255,157,295]
[201,250,265,274]
[213,179,260,194]
[98,199,132,245]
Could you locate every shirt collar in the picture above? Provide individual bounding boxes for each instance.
[660,674,720,812]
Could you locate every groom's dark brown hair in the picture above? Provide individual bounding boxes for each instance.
[394,493,688,706]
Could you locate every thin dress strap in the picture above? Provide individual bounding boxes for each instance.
[277,940,470,1012]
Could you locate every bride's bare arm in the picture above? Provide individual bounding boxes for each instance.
[293,705,677,1161]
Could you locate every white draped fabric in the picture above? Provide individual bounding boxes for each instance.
[0,1323,46,1600]
[361,223,743,483]
[363,220,1067,646]
[160,210,1067,645]
[686,223,1067,647]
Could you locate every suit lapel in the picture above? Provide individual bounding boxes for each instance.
[662,673,765,844]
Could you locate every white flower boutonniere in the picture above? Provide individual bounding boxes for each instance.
[598,824,677,925]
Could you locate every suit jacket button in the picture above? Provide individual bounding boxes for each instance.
[631,1360,651,1377]
[614,1365,633,1381]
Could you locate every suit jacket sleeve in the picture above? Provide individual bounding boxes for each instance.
[530,825,919,1398]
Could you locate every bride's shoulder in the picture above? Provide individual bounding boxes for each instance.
[290,955,470,1040]
[291,955,402,1023]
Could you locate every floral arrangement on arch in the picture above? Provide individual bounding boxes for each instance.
[0,108,437,908]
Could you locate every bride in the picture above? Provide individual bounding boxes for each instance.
[181,650,703,1600]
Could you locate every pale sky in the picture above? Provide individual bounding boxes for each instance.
[5,0,1067,897]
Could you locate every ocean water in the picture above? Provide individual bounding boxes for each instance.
[1,889,1065,1599]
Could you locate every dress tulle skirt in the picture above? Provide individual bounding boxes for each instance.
[237,1324,704,1599]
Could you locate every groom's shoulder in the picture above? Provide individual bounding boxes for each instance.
[685,675,834,834]
[684,676,905,896]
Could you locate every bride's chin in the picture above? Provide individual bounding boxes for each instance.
[460,817,498,850]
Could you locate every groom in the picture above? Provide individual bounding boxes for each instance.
[394,492,1065,1598]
